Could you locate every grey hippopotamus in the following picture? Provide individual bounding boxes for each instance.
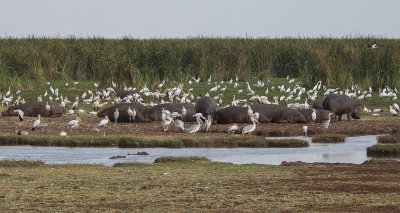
[148,103,196,121]
[97,103,150,122]
[297,109,336,123]
[214,106,252,124]
[2,101,64,118]
[195,96,216,118]
[272,108,307,124]
[322,94,360,121]
[250,104,286,123]
[312,100,323,109]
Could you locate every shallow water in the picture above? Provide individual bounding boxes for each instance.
[0,135,398,166]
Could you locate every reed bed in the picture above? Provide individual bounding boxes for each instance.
[1,37,399,91]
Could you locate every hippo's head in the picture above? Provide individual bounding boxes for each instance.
[294,112,307,124]
[351,104,360,119]
[2,107,17,116]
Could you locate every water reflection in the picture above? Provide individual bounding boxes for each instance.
[0,135,398,166]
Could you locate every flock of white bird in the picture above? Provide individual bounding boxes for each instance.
[1,74,399,137]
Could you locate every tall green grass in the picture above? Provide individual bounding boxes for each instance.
[0,37,399,90]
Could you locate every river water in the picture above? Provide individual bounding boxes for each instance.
[0,135,398,166]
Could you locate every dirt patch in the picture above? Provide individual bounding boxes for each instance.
[1,115,400,138]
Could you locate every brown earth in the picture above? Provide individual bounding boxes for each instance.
[1,113,400,137]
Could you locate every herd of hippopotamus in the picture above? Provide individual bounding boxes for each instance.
[1,94,360,125]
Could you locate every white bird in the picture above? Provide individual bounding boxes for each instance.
[186,113,205,134]
[393,103,399,112]
[174,119,185,132]
[114,109,120,122]
[242,115,260,135]
[97,116,110,129]
[311,109,317,122]
[367,41,378,49]
[45,102,50,111]
[227,123,240,134]
[205,115,212,133]
[68,109,75,115]
[389,105,398,116]
[59,131,68,137]
[161,115,174,132]
[127,107,136,123]
[6,87,10,96]
[66,117,82,128]
[94,82,99,88]
[302,126,308,137]
[14,109,24,122]
[322,113,334,132]
[247,105,253,118]
[31,114,41,131]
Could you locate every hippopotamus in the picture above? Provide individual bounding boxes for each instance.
[272,108,307,124]
[297,109,336,123]
[116,90,144,99]
[2,101,64,118]
[214,106,252,124]
[312,100,323,109]
[195,96,216,118]
[322,94,360,121]
[250,104,286,123]
[148,103,196,121]
[97,103,150,122]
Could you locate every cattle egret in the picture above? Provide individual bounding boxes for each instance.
[114,109,119,122]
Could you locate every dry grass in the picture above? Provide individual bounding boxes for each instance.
[0,159,400,212]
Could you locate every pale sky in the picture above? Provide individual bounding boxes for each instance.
[0,0,398,38]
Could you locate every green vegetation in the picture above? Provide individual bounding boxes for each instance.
[378,134,400,144]
[367,144,400,156]
[0,159,44,167]
[312,134,347,143]
[265,139,309,147]
[0,134,308,148]
[1,159,400,212]
[1,37,399,91]
[153,156,210,163]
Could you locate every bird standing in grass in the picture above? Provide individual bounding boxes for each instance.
[322,113,334,132]
[59,131,67,136]
[114,109,119,122]
[31,114,41,131]
[14,109,24,123]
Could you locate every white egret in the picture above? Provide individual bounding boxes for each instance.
[60,131,68,137]
[302,126,308,137]
[205,115,212,133]
[311,109,317,122]
[127,107,136,123]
